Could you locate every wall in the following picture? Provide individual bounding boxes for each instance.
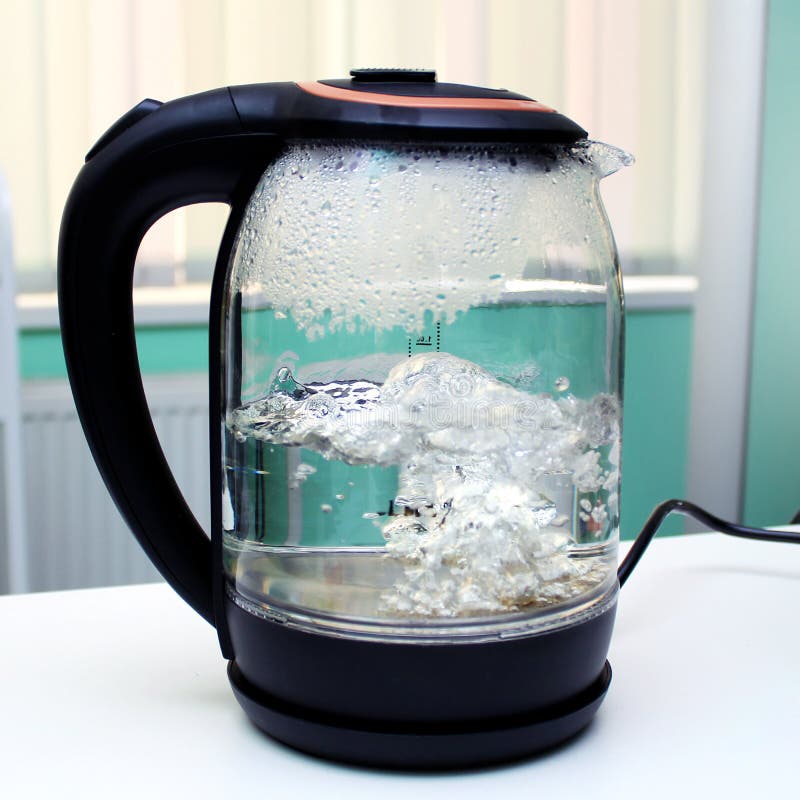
[623,310,692,537]
[744,0,800,527]
[18,307,693,540]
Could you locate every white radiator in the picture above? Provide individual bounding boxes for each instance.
[21,373,210,592]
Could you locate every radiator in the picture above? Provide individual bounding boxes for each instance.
[21,374,210,592]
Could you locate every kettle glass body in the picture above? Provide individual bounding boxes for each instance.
[222,139,626,639]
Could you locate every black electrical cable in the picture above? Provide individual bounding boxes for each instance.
[617,498,800,587]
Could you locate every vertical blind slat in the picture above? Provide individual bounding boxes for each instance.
[436,0,487,86]
[672,0,708,272]
[44,0,91,270]
[0,0,50,275]
[594,0,641,263]
[309,0,351,78]
[487,0,564,110]
[562,0,601,135]
[632,0,676,267]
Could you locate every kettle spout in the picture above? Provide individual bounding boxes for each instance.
[586,141,634,178]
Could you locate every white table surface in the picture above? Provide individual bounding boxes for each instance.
[1,532,798,799]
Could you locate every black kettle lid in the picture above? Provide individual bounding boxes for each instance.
[230,68,587,144]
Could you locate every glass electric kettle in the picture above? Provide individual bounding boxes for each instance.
[59,70,631,768]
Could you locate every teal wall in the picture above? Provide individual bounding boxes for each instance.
[744,0,800,526]
[19,325,208,379]
[18,307,693,540]
[621,310,692,538]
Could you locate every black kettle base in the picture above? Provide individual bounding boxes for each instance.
[228,660,611,770]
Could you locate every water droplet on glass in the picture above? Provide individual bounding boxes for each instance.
[335,494,345,501]
[555,376,570,392]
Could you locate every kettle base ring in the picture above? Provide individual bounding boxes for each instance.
[228,660,611,769]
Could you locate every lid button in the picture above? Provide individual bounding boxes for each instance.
[350,68,436,83]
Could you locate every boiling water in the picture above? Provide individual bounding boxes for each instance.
[224,350,619,621]
[222,140,624,625]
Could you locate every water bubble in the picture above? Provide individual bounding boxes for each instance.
[277,366,291,382]
[335,494,345,501]
[320,504,333,513]
[289,463,316,489]
[362,512,379,520]
[531,500,558,527]
[554,376,570,392]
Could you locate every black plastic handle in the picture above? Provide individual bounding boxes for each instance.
[58,88,278,623]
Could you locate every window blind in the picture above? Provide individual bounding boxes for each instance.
[0,0,707,291]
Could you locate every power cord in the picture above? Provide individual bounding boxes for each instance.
[617,498,800,587]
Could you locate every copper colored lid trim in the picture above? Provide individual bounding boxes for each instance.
[296,81,556,113]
